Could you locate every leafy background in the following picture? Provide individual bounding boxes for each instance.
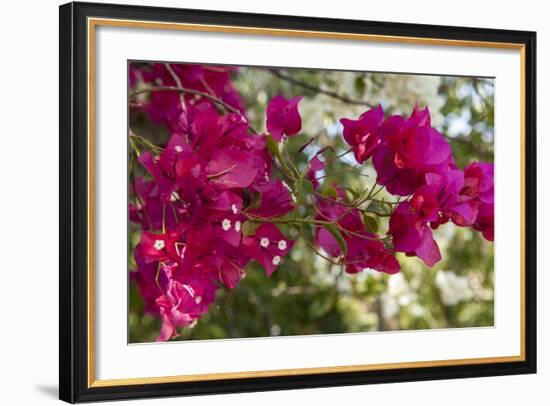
[129,64,494,343]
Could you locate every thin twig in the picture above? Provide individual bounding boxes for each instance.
[323,148,353,165]
[269,69,374,108]
[164,63,188,116]
[297,226,342,265]
[129,131,164,153]
[130,85,260,135]
[315,168,370,181]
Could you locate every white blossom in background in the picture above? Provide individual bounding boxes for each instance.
[374,74,445,127]
[381,293,400,319]
[409,303,425,317]
[469,271,494,301]
[309,254,336,286]
[380,273,418,319]
[299,93,365,137]
[435,270,474,306]
[388,273,417,306]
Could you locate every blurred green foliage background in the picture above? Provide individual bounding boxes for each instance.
[129,65,494,343]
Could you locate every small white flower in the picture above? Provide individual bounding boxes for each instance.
[174,145,183,153]
[170,191,180,202]
[272,255,281,266]
[153,240,165,250]
[260,237,270,248]
[222,219,232,231]
[278,240,287,251]
[231,204,238,214]
[195,296,202,304]
[264,172,270,182]
[234,221,241,232]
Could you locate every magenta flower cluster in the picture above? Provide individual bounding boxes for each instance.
[129,63,494,341]
[130,64,296,341]
[338,105,494,267]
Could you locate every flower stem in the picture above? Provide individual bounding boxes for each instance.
[129,131,163,153]
[130,85,261,135]
[297,226,342,265]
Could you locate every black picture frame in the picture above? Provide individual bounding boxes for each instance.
[59,1,537,403]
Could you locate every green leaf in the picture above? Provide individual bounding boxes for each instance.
[354,76,366,95]
[266,135,282,160]
[241,221,258,237]
[366,200,389,214]
[345,187,361,200]
[266,134,293,178]
[322,186,338,199]
[246,190,261,210]
[323,224,348,256]
[297,178,313,198]
[381,199,394,212]
[361,213,379,234]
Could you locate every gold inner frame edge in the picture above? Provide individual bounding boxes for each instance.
[87,17,527,388]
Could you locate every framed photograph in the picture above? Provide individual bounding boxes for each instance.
[59,1,537,403]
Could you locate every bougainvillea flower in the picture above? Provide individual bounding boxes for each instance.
[243,223,294,275]
[315,227,343,258]
[166,63,245,113]
[473,202,494,241]
[138,133,205,203]
[216,257,246,289]
[206,148,259,189]
[315,192,364,236]
[389,202,442,266]
[409,186,440,222]
[461,162,494,204]
[130,61,496,341]
[428,170,477,226]
[156,295,193,342]
[314,187,353,222]
[340,105,384,163]
[266,95,303,141]
[344,232,401,275]
[372,146,423,196]
[389,203,423,252]
[317,225,400,275]
[413,226,442,267]
[373,105,454,196]
[247,180,295,219]
[202,243,251,289]
[408,103,431,127]
[313,189,400,274]
[137,63,244,133]
[156,270,218,342]
[393,126,451,169]
[426,170,480,227]
[131,249,165,314]
[204,192,245,247]
[130,176,163,230]
[389,168,482,266]
[306,154,326,189]
[184,102,227,154]
[138,151,178,200]
[135,230,183,264]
